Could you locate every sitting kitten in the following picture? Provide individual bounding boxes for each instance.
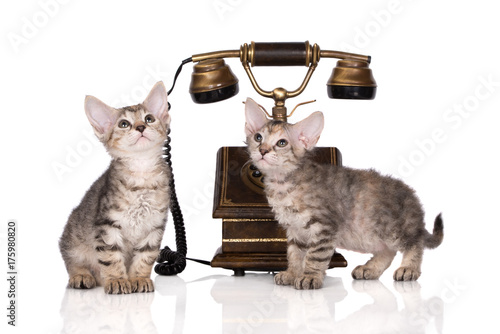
[59,82,171,294]
[244,98,443,289]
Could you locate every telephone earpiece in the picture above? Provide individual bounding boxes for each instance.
[189,59,239,103]
[326,59,377,100]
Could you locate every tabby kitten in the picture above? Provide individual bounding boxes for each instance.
[59,82,171,294]
[244,98,444,289]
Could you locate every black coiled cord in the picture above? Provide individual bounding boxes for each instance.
[155,57,211,275]
[155,128,188,275]
[155,58,192,275]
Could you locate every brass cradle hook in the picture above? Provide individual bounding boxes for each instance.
[243,99,317,120]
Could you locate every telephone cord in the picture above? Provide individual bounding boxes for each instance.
[155,128,188,275]
[155,57,211,275]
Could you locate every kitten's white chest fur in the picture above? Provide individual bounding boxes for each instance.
[266,180,316,245]
[123,187,166,226]
[108,168,169,245]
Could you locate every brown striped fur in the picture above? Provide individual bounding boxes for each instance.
[244,98,443,289]
[59,82,170,294]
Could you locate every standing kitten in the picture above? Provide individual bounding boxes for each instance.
[244,98,443,289]
[59,82,171,294]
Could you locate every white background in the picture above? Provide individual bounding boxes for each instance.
[1,0,499,333]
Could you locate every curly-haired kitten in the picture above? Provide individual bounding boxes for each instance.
[59,82,171,294]
[244,98,443,289]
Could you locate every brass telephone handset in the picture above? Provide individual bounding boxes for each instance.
[156,41,377,276]
[189,41,376,119]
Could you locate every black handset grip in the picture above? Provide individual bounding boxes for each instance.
[251,42,309,66]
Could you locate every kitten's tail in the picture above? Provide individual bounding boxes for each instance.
[425,213,444,249]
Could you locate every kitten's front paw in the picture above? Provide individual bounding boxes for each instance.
[104,278,132,294]
[130,277,154,293]
[393,267,421,281]
[68,274,96,289]
[351,265,382,280]
[294,275,324,290]
[274,271,294,286]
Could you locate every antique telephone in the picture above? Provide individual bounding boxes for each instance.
[155,41,376,276]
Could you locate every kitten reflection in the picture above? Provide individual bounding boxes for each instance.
[276,279,443,334]
[272,277,348,332]
[60,287,158,334]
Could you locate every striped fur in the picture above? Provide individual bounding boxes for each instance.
[59,82,170,294]
[244,98,443,289]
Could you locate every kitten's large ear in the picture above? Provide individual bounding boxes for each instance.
[143,81,169,124]
[84,95,119,139]
[245,98,268,136]
[292,111,324,150]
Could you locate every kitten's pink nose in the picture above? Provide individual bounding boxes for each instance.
[260,148,269,156]
[136,125,146,133]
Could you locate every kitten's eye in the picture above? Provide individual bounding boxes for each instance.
[254,133,263,142]
[118,120,130,128]
[145,114,155,123]
[277,139,288,147]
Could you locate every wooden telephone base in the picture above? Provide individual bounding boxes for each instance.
[211,147,347,276]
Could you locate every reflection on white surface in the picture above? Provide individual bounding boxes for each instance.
[210,274,444,334]
[59,273,444,333]
[60,286,158,334]
[210,274,347,333]
[334,280,443,333]
[154,275,188,333]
